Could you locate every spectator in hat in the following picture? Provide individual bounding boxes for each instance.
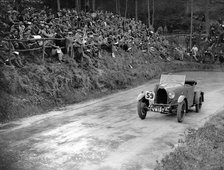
[8,10,16,26]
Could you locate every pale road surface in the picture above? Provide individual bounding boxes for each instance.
[1,72,224,170]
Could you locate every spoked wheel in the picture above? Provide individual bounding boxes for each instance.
[177,100,187,123]
[137,100,148,120]
[196,97,202,113]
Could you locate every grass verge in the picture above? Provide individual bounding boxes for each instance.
[155,110,224,170]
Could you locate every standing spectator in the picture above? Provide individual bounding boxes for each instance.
[157,26,163,35]
[192,44,199,61]
[8,10,18,26]
[164,25,168,35]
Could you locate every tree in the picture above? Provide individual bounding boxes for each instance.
[125,0,128,17]
[135,0,138,21]
[92,0,95,11]
[115,0,120,15]
[76,0,80,12]
[57,0,61,11]
[85,0,90,11]
[205,0,210,37]
[152,0,155,27]
[190,0,194,49]
[147,0,151,27]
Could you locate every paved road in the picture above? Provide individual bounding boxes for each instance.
[1,72,224,170]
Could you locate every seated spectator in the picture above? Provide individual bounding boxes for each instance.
[0,5,174,67]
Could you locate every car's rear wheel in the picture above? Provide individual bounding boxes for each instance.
[137,100,148,119]
[196,96,202,113]
[177,100,186,123]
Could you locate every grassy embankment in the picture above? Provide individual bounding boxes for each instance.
[0,46,224,123]
[155,110,224,170]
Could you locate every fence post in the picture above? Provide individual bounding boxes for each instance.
[147,42,149,55]
[8,40,12,65]
[42,39,45,62]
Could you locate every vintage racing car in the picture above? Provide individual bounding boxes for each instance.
[137,74,204,122]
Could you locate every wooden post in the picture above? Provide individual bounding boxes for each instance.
[8,40,12,65]
[42,40,45,62]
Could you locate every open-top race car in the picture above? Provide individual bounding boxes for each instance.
[137,74,204,123]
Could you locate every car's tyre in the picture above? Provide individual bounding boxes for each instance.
[195,96,202,113]
[177,100,186,123]
[137,100,148,120]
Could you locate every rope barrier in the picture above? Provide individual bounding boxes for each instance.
[0,37,111,53]
[2,37,66,42]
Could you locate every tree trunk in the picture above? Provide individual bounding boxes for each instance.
[125,0,128,18]
[135,0,138,21]
[76,0,79,13]
[205,0,210,37]
[57,0,61,11]
[116,0,118,14]
[190,0,194,49]
[186,0,190,14]
[86,0,90,11]
[118,0,120,15]
[147,0,151,27]
[152,0,155,27]
[92,0,96,11]
[84,0,86,12]
[116,0,120,15]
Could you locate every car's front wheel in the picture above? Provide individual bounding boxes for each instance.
[177,100,186,123]
[137,100,148,119]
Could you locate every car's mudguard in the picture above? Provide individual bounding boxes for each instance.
[194,91,201,104]
[178,95,186,103]
[137,92,145,101]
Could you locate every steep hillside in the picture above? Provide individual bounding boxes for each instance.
[0,47,160,122]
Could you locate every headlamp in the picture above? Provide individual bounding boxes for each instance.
[168,91,175,99]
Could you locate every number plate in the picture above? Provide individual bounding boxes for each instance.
[150,106,169,113]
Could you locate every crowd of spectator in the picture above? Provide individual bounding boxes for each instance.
[182,18,224,63]
[197,19,224,63]
[0,5,172,66]
[209,19,224,44]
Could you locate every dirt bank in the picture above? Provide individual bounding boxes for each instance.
[0,47,224,122]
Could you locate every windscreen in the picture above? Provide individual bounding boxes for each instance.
[159,74,186,85]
